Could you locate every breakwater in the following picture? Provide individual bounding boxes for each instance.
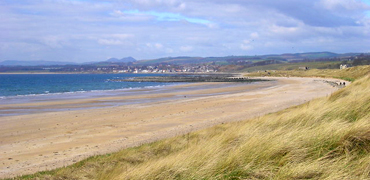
[113,74,266,83]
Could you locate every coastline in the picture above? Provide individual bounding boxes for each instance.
[0,82,252,116]
[0,77,339,178]
[0,73,244,98]
[0,71,163,74]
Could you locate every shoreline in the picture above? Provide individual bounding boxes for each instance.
[116,74,262,83]
[0,73,242,100]
[0,82,254,117]
[0,77,339,178]
[0,72,235,75]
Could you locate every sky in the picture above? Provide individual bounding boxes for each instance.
[1,0,370,62]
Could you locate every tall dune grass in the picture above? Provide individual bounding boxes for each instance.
[14,66,370,180]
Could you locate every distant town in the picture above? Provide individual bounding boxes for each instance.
[52,64,219,74]
[1,52,369,73]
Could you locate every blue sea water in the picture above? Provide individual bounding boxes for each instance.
[0,73,256,116]
[0,74,174,98]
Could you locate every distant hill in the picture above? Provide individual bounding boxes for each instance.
[264,52,349,61]
[135,52,361,65]
[0,60,77,66]
[106,57,136,63]
[1,52,363,67]
[137,56,203,65]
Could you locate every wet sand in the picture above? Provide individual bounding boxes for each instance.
[0,77,340,178]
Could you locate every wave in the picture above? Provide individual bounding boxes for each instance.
[0,84,180,100]
[0,74,181,99]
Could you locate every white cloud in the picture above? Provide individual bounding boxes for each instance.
[319,0,370,11]
[1,0,370,62]
[264,42,274,47]
[155,43,163,49]
[110,10,153,21]
[243,40,251,44]
[268,24,305,41]
[240,44,253,50]
[41,36,68,48]
[98,39,123,45]
[250,32,259,39]
[166,48,174,53]
[127,0,186,11]
[240,40,253,50]
[120,9,212,26]
[97,34,134,46]
[110,34,134,39]
[180,46,193,52]
[206,23,219,29]
[146,43,163,49]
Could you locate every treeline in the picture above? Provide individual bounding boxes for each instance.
[351,54,370,66]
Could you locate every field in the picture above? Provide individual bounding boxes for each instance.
[10,66,370,180]
[247,65,370,82]
[242,61,342,72]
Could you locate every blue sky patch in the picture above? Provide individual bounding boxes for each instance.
[123,10,211,25]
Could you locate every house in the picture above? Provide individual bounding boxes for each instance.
[298,67,309,70]
[340,64,349,69]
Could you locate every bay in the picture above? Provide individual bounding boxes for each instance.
[0,74,173,98]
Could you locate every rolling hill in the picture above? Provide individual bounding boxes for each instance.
[135,52,361,65]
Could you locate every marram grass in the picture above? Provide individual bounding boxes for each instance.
[12,66,370,180]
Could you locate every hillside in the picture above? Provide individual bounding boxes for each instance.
[13,65,370,180]
[105,57,136,63]
[135,52,360,65]
[248,65,370,82]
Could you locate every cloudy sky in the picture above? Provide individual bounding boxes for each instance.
[1,0,370,62]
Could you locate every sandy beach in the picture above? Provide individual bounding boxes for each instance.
[0,77,342,178]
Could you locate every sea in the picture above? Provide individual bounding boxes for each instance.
[0,74,176,97]
[0,73,253,116]
[0,74,180,105]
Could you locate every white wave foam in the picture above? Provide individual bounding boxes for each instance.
[1,83,177,100]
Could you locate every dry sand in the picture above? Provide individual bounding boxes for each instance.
[0,77,343,178]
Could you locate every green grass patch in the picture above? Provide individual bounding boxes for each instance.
[247,65,370,82]
[242,61,341,72]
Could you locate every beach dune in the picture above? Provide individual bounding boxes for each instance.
[0,77,340,178]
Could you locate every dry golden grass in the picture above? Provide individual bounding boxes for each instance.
[12,66,370,180]
[247,65,370,82]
